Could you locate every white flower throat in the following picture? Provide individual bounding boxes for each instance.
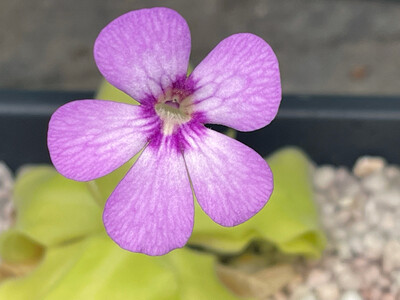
[155,89,193,135]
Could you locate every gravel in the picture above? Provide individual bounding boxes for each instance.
[0,156,399,299]
[282,156,400,300]
[0,162,13,234]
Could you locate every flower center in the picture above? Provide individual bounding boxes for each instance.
[155,89,193,135]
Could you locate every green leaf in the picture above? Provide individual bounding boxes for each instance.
[41,234,179,300]
[189,147,326,258]
[0,229,43,264]
[13,166,103,247]
[0,237,89,300]
[1,163,239,299]
[95,80,138,105]
[164,249,239,300]
[0,233,238,300]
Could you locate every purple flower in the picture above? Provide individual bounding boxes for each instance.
[47,7,281,255]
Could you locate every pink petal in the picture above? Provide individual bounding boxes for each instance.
[103,143,194,255]
[94,8,191,103]
[184,128,273,226]
[190,33,281,131]
[48,100,155,181]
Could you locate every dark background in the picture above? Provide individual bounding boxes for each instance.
[1,0,400,95]
[1,1,400,169]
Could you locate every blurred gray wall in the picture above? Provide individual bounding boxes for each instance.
[1,0,400,95]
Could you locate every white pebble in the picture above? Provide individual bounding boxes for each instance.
[391,270,400,286]
[321,202,336,216]
[314,165,336,190]
[306,269,331,287]
[342,183,362,198]
[381,211,396,232]
[383,239,400,273]
[299,293,317,300]
[326,188,340,202]
[349,236,364,256]
[389,284,399,297]
[361,171,388,192]
[365,288,382,300]
[384,165,400,181]
[362,265,381,286]
[315,192,328,204]
[350,221,368,235]
[363,231,385,260]
[332,228,347,240]
[273,291,288,300]
[335,210,352,224]
[373,189,400,208]
[332,261,348,276]
[0,162,13,182]
[337,241,353,260]
[353,156,386,178]
[378,276,391,289]
[315,283,340,300]
[364,199,380,226]
[333,263,361,290]
[0,162,14,235]
[352,257,368,270]
[381,293,396,300]
[340,291,363,300]
[338,196,355,208]
[290,285,311,300]
[338,270,361,290]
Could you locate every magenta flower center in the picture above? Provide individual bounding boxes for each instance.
[155,88,193,135]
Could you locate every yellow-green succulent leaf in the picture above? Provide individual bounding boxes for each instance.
[0,229,44,264]
[95,79,138,105]
[0,237,88,300]
[224,128,237,139]
[13,166,103,247]
[190,147,326,258]
[42,234,179,300]
[164,248,240,300]
[0,232,238,300]
[187,64,193,75]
